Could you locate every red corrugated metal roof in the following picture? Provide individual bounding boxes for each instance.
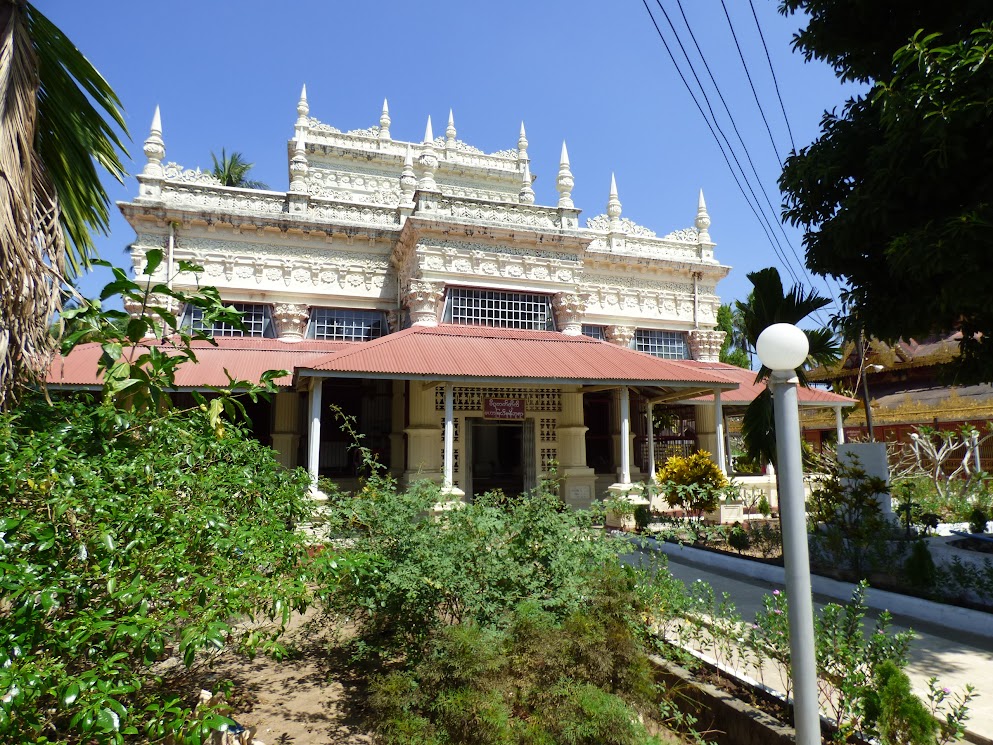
[47,337,352,389]
[303,324,738,387]
[676,360,856,407]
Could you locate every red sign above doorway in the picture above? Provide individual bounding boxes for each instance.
[483,397,525,420]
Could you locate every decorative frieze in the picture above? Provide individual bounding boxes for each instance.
[552,292,588,335]
[687,329,726,363]
[404,280,444,326]
[434,386,562,412]
[272,303,310,340]
[606,325,635,348]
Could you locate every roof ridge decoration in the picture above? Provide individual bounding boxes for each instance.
[585,214,657,238]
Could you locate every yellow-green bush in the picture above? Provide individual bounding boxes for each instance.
[656,451,727,490]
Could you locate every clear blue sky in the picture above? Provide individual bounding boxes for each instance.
[39,0,857,315]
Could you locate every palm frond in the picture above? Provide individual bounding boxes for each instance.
[211,148,268,189]
[0,2,127,408]
[0,1,58,408]
[27,1,127,276]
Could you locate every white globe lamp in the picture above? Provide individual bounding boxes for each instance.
[756,323,809,371]
[756,320,820,744]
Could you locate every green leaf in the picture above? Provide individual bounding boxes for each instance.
[143,248,164,276]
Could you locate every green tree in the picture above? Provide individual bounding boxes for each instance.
[778,1,993,381]
[717,304,751,369]
[210,148,268,189]
[0,0,127,408]
[736,267,839,467]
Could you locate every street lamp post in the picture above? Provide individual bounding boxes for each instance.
[756,323,820,745]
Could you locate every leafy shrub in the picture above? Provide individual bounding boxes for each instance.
[634,504,652,533]
[808,458,903,578]
[918,513,941,536]
[656,451,729,516]
[727,523,751,554]
[757,493,772,517]
[903,540,938,591]
[369,574,666,745]
[969,508,989,534]
[866,660,937,745]
[0,396,314,744]
[317,473,624,659]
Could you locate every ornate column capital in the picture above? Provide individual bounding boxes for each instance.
[273,303,310,341]
[553,292,588,335]
[404,281,445,327]
[687,328,726,362]
[606,325,635,348]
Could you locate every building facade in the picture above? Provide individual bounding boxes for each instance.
[111,89,741,505]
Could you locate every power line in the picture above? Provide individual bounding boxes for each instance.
[718,0,783,165]
[671,0,815,297]
[646,0,806,291]
[639,0,798,288]
[714,0,839,316]
[747,0,796,154]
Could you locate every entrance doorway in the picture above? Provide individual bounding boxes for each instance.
[468,419,535,499]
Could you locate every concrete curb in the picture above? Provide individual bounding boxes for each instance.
[633,536,993,641]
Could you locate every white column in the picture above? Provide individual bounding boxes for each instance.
[714,389,727,475]
[307,378,323,485]
[443,382,454,488]
[619,387,631,485]
[834,406,845,445]
[647,401,656,482]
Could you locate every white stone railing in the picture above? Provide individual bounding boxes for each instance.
[440,198,563,230]
[160,183,287,215]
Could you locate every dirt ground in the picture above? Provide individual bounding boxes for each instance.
[185,611,374,745]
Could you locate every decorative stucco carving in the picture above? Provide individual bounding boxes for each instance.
[272,303,310,340]
[489,148,519,159]
[444,200,561,230]
[134,235,392,295]
[160,184,286,214]
[347,126,382,138]
[586,214,657,238]
[664,227,701,243]
[404,281,444,327]
[162,162,223,186]
[687,329,726,363]
[606,325,635,347]
[553,292,589,335]
[305,117,341,133]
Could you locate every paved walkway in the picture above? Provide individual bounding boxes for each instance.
[641,548,993,742]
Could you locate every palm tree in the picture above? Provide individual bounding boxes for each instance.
[0,0,127,408]
[736,268,840,468]
[210,149,268,189]
[717,304,751,369]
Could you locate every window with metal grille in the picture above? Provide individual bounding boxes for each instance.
[634,329,689,359]
[582,324,606,340]
[443,287,554,330]
[308,308,387,341]
[185,303,273,337]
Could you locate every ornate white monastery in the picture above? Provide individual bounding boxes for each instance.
[73,88,792,506]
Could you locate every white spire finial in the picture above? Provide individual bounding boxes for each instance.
[379,98,391,140]
[142,106,165,178]
[519,162,535,204]
[290,133,308,193]
[296,85,309,125]
[517,121,529,166]
[445,109,456,150]
[418,120,439,192]
[695,188,712,242]
[400,144,416,201]
[556,141,575,210]
[607,173,622,228]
